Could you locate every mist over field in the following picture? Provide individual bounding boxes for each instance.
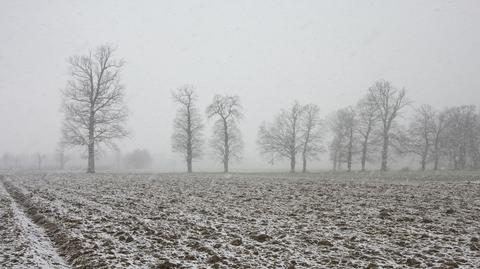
[1,1,480,268]
[1,0,480,173]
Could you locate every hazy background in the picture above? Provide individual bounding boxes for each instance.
[1,0,479,171]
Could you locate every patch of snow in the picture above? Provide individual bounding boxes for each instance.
[0,180,69,268]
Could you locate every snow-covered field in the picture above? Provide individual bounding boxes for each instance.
[1,172,480,268]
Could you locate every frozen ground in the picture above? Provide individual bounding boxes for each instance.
[0,172,479,268]
[0,175,68,268]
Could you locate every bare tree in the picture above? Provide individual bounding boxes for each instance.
[171,85,204,173]
[471,113,480,169]
[329,107,357,172]
[13,154,24,170]
[61,45,128,173]
[299,104,324,173]
[367,80,409,171]
[55,143,69,170]
[206,94,243,173]
[12,155,20,170]
[442,106,479,170]
[356,97,379,171]
[343,107,356,172]
[405,105,436,170]
[258,101,305,173]
[329,136,345,171]
[36,153,46,170]
[430,109,447,170]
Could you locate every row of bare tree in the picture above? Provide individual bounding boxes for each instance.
[58,44,244,173]
[329,82,480,171]
[171,87,243,173]
[257,102,324,173]
[58,45,480,173]
[401,105,480,170]
[173,92,325,173]
[1,152,49,170]
[329,80,409,172]
[255,80,410,173]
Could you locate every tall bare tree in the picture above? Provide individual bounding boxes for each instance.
[442,105,479,170]
[367,80,409,171]
[356,97,379,171]
[258,101,304,173]
[329,136,345,171]
[171,85,204,173]
[329,107,357,172]
[299,104,324,173]
[430,109,447,170]
[206,94,243,173]
[405,105,436,170]
[61,45,128,173]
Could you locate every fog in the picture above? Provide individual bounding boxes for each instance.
[1,0,479,172]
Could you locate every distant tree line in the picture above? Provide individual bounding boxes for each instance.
[402,105,480,170]
[0,151,69,171]
[257,102,324,173]
[170,80,480,173]
[49,45,480,173]
[329,80,409,172]
[328,81,480,172]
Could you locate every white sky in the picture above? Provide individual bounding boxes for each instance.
[1,0,479,170]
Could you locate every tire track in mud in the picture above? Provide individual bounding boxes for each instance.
[0,175,79,268]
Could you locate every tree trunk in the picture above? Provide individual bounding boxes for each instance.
[87,140,95,173]
[223,157,229,173]
[290,153,296,173]
[291,117,297,173]
[301,129,310,173]
[381,132,389,171]
[223,119,229,173]
[333,150,338,171]
[421,144,429,171]
[347,129,353,172]
[347,152,352,172]
[87,112,95,174]
[433,138,439,170]
[361,141,367,171]
[186,106,193,173]
[302,153,307,173]
[361,123,371,172]
[459,146,466,170]
[187,157,192,173]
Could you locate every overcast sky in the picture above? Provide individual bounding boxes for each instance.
[1,0,479,170]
